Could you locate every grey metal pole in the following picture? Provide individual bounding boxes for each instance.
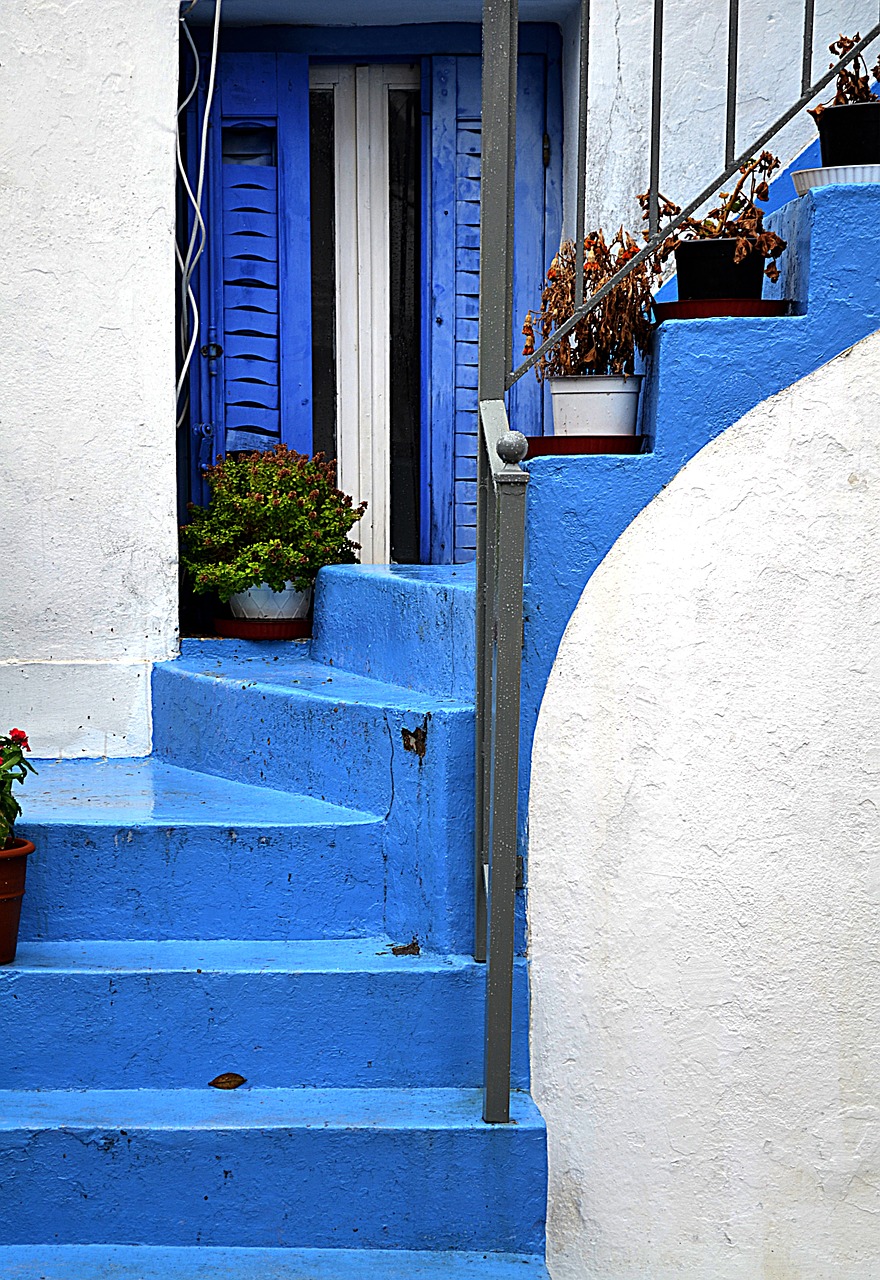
[648,0,664,236]
[574,0,591,310]
[725,0,740,168]
[801,0,815,95]
[478,0,519,402]
[482,431,528,1125]
[476,0,519,966]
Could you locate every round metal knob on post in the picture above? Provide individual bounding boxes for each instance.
[496,430,529,465]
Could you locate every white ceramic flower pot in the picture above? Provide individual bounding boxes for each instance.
[792,164,880,195]
[229,582,312,621]
[548,374,643,436]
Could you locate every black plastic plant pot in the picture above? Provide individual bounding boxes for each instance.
[816,101,880,166]
[674,238,765,301]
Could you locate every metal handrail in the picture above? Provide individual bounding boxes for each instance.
[475,402,528,1124]
[476,0,880,1124]
[508,16,880,389]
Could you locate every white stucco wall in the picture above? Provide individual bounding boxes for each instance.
[560,0,867,238]
[0,0,181,757]
[529,329,880,1279]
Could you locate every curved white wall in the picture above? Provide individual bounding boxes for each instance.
[0,0,181,756]
[529,329,880,1280]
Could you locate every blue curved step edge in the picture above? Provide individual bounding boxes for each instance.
[16,758,385,941]
[151,643,476,952]
[0,1245,549,1279]
[518,182,880,849]
[311,563,476,701]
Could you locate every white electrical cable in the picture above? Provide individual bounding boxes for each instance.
[176,0,223,425]
[176,16,208,424]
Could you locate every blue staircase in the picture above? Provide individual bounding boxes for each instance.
[6,567,546,1279]
[6,182,878,1278]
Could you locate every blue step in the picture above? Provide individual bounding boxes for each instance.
[2,939,530,1090]
[0,1088,546,1252]
[0,1245,550,1279]
[152,643,476,951]
[312,564,476,701]
[152,640,472,814]
[17,759,384,941]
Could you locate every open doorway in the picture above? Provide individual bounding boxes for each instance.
[309,64,422,564]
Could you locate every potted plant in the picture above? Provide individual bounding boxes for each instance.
[522,226,660,437]
[181,444,367,640]
[0,728,37,965]
[641,153,787,306]
[807,34,880,168]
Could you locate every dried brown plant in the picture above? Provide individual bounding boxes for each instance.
[638,151,787,283]
[809,33,880,120]
[522,227,660,380]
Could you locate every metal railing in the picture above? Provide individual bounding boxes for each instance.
[475,0,880,1123]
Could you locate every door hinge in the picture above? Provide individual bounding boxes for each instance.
[543,133,551,168]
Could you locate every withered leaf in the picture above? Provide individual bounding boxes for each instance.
[391,938,421,957]
[209,1072,247,1090]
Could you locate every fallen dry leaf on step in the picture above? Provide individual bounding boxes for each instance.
[209,1073,247,1090]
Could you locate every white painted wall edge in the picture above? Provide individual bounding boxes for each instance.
[0,664,154,759]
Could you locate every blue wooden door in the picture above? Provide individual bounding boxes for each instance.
[426,53,562,563]
[188,53,312,503]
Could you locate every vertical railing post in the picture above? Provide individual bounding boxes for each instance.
[484,428,529,1125]
[574,0,591,309]
[801,0,816,94]
[648,0,664,236]
[476,0,519,968]
[725,0,740,168]
[478,0,518,401]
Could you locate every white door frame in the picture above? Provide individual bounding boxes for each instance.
[310,63,420,564]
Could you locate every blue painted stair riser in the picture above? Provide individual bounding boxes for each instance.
[0,1089,546,1253]
[312,564,476,701]
[3,941,530,1090]
[17,820,385,942]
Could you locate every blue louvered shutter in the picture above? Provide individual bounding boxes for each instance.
[428,53,560,563]
[199,53,312,463]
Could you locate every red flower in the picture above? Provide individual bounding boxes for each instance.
[9,729,30,752]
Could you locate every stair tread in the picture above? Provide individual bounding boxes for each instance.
[0,1087,543,1131]
[8,937,502,974]
[0,1244,548,1278]
[21,759,381,826]
[169,640,471,711]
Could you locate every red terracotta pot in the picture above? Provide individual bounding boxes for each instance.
[0,838,34,965]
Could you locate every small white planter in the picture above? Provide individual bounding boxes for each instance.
[792,164,880,195]
[548,374,643,437]
[229,582,312,621]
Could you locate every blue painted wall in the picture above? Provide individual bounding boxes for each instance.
[518,183,880,857]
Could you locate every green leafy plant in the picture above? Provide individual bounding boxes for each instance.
[639,152,787,282]
[0,729,37,847]
[522,226,660,379]
[809,33,880,120]
[181,445,367,602]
